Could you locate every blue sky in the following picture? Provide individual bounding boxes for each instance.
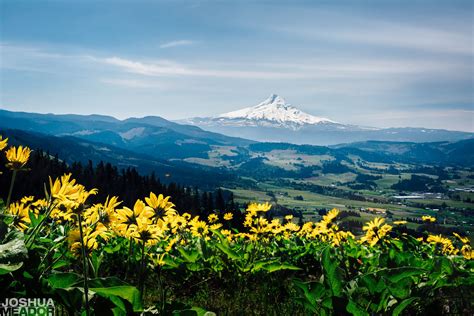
[0,0,472,131]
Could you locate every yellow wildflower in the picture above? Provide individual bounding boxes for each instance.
[393,220,407,225]
[223,212,233,221]
[461,245,473,260]
[0,135,8,151]
[7,202,31,231]
[331,231,354,246]
[130,217,162,246]
[49,173,97,212]
[427,234,456,255]
[182,213,192,220]
[208,213,219,223]
[84,196,121,229]
[145,192,176,222]
[189,220,209,238]
[453,232,470,244]
[246,202,271,215]
[210,223,223,230]
[422,215,436,223]
[165,236,179,252]
[5,146,31,170]
[360,217,392,246]
[114,199,153,237]
[283,222,300,232]
[68,227,100,256]
[149,253,166,267]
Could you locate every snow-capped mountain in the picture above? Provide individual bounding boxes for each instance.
[185,94,349,131]
[214,94,337,129]
[182,95,473,145]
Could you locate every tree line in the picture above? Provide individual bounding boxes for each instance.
[0,150,238,217]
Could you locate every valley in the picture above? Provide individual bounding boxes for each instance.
[0,107,473,238]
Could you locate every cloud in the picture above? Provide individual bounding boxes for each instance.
[102,56,309,79]
[101,55,467,81]
[275,20,472,56]
[349,109,474,132]
[160,40,196,49]
[100,78,167,89]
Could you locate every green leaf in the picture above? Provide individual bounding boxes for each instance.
[178,247,200,263]
[293,280,317,308]
[388,277,412,299]
[47,272,81,288]
[173,306,215,316]
[321,247,343,297]
[104,244,121,254]
[438,257,453,275]
[386,267,424,283]
[215,242,240,261]
[263,262,302,273]
[0,232,27,265]
[91,286,142,312]
[347,300,369,316]
[392,297,418,316]
[0,262,23,275]
[52,259,70,270]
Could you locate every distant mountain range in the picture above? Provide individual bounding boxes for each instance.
[1,128,236,188]
[183,94,473,145]
[0,107,472,189]
[0,109,253,160]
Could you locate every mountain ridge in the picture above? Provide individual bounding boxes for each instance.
[182,95,473,145]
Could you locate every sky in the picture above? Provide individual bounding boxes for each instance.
[0,0,473,131]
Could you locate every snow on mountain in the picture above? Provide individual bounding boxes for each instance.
[183,94,341,131]
[217,94,336,126]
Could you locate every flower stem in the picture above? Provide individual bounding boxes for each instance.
[5,170,17,209]
[78,214,91,316]
[125,237,132,279]
[139,241,146,300]
[157,266,165,313]
[25,199,55,247]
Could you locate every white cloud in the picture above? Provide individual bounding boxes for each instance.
[349,109,474,132]
[101,55,467,81]
[102,56,309,79]
[159,40,196,49]
[275,20,472,56]
[100,78,167,89]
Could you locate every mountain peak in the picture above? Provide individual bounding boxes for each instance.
[262,94,286,106]
[216,94,336,127]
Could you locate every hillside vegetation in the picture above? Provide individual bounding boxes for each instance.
[0,135,473,315]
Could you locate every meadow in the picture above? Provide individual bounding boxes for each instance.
[0,136,473,315]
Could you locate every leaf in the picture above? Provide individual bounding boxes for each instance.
[89,252,103,277]
[392,297,418,316]
[347,300,368,316]
[0,233,27,265]
[52,259,70,270]
[293,279,317,308]
[173,306,215,316]
[438,257,453,275]
[215,243,240,261]
[386,267,424,283]
[82,277,128,288]
[360,275,378,295]
[0,262,23,275]
[321,247,343,297]
[91,286,142,312]
[263,262,302,273]
[104,244,121,254]
[178,247,200,263]
[28,211,43,227]
[47,272,81,288]
[388,277,412,299]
